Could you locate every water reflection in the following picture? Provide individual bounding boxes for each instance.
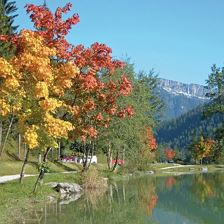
[17,173,224,224]
[191,175,215,203]
[164,177,176,189]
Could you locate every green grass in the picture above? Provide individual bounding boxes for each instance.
[0,172,81,224]
[0,137,105,176]
[52,161,83,171]
[0,161,38,176]
[0,159,83,176]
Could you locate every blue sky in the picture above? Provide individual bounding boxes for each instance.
[15,0,224,85]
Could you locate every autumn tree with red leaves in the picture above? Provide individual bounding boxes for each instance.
[146,127,157,151]
[26,2,133,172]
[0,1,134,183]
[96,67,162,171]
[25,3,133,145]
[165,177,176,188]
[0,1,162,182]
[191,136,215,164]
[165,148,176,161]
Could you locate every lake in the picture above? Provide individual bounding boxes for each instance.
[19,172,224,224]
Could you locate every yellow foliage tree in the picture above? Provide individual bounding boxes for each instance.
[0,30,80,184]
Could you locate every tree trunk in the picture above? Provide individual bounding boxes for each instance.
[0,121,2,149]
[81,142,86,164]
[45,148,51,162]
[122,147,125,165]
[19,149,29,183]
[122,183,126,202]
[109,184,113,202]
[51,148,53,161]
[82,142,90,172]
[38,153,42,165]
[18,134,21,160]
[0,116,14,156]
[86,141,94,170]
[58,141,61,161]
[33,147,51,193]
[24,143,27,158]
[112,151,119,172]
[107,144,112,170]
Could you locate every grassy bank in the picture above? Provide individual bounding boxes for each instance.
[1,162,224,223]
[147,163,224,177]
[0,160,83,176]
[0,172,82,224]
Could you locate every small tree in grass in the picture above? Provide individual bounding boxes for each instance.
[190,136,215,164]
[164,148,176,162]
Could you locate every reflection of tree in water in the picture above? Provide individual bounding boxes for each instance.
[192,175,215,203]
[154,174,224,224]
[83,187,107,209]
[19,177,159,224]
[19,202,58,224]
[165,177,176,189]
[146,195,158,216]
[137,178,158,216]
[19,174,224,224]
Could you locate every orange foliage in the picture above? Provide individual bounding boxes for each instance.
[146,195,158,216]
[192,136,215,161]
[165,177,176,188]
[165,148,176,161]
[146,128,157,151]
[0,2,135,148]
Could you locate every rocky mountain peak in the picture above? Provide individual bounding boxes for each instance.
[157,78,208,99]
[155,78,209,120]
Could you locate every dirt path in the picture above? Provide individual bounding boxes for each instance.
[0,174,37,183]
[159,164,196,170]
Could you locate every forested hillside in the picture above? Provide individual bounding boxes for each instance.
[156,104,224,150]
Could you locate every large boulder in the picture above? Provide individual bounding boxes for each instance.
[47,182,82,195]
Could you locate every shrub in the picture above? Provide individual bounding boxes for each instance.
[81,167,107,189]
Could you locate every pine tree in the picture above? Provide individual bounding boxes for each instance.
[0,0,18,58]
[205,65,224,115]
[205,65,224,161]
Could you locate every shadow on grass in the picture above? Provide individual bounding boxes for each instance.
[53,161,77,172]
[6,151,21,161]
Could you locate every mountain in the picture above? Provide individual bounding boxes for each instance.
[155,104,224,151]
[156,78,209,120]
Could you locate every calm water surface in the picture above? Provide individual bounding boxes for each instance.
[20,173,224,224]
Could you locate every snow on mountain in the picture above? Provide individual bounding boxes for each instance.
[157,78,209,100]
[155,78,209,120]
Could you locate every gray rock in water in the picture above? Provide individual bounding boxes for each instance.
[47,182,82,194]
[201,167,208,172]
[59,192,83,205]
[58,187,67,195]
[55,183,82,194]
[145,171,154,175]
[47,195,57,203]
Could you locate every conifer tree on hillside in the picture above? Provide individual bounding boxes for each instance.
[205,65,224,161]
[206,65,224,115]
[0,0,18,58]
